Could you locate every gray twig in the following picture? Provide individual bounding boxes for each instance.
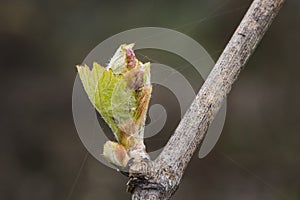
[129,0,286,199]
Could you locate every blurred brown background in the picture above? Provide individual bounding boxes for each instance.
[1,0,299,199]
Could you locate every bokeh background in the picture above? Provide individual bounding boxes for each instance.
[1,0,299,199]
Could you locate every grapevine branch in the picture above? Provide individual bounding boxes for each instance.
[128,0,286,199]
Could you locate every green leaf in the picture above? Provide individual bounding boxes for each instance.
[76,62,105,106]
[76,44,152,148]
[94,68,122,136]
[111,78,137,125]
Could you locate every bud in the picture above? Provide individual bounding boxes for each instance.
[106,43,136,74]
[103,141,129,167]
[76,43,152,167]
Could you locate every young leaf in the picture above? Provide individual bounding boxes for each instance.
[107,43,135,74]
[76,43,152,152]
[76,62,105,106]
[94,69,122,135]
